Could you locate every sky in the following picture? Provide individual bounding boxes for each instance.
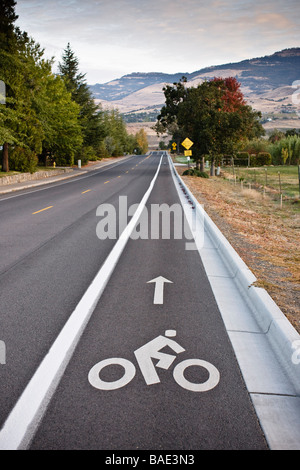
[14,0,300,85]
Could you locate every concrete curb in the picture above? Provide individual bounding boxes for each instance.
[0,171,88,195]
[0,168,74,186]
[169,156,300,395]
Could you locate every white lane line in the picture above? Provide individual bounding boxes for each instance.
[0,156,163,450]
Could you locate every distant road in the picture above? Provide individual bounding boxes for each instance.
[0,152,268,450]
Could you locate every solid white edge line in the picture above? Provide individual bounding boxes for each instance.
[0,155,163,450]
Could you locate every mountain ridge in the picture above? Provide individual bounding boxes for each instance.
[89,48,300,129]
[89,47,300,103]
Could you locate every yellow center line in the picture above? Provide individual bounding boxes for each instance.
[32,206,53,215]
[104,181,110,184]
[81,189,91,194]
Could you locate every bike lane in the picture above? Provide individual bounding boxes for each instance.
[29,154,268,450]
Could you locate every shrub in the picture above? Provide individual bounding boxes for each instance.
[183,168,209,178]
[235,152,250,166]
[256,152,272,166]
[237,152,250,159]
[250,152,272,166]
[75,146,97,166]
[9,147,38,173]
[97,140,109,158]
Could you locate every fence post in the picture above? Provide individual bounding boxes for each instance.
[278,171,282,208]
[0,340,6,365]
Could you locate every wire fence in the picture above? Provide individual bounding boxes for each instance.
[222,165,300,208]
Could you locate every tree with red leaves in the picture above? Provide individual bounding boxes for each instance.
[212,77,246,112]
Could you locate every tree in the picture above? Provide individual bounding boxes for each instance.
[34,73,83,166]
[1,16,135,171]
[58,43,102,157]
[268,134,300,165]
[156,77,264,171]
[155,77,187,132]
[0,23,83,170]
[58,43,85,97]
[135,128,148,154]
[269,129,285,143]
[0,3,45,171]
[0,0,18,50]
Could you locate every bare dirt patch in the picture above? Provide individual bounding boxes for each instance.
[178,168,300,334]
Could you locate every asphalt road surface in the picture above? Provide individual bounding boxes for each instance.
[0,152,268,450]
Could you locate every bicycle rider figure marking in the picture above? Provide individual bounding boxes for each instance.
[134,329,185,385]
[88,330,220,392]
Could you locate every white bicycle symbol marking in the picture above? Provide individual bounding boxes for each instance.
[88,330,220,392]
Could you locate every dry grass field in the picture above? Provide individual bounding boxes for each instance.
[177,166,300,334]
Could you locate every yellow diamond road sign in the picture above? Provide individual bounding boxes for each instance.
[182,138,193,150]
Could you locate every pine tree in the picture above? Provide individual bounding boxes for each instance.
[0,0,18,47]
[58,43,102,156]
[58,43,85,97]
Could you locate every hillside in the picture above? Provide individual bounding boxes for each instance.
[89,48,300,113]
[90,72,187,101]
[89,48,300,146]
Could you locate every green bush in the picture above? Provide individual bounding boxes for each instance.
[9,147,38,173]
[236,152,250,159]
[53,151,74,167]
[250,152,272,166]
[235,152,250,166]
[75,146,97,166]
[183,168,209,178]
[98,140,109,158]
[256,152,272,166]
[269,135,300,165]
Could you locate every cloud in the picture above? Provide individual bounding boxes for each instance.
[256,12,293,29]
[15,0,300,84]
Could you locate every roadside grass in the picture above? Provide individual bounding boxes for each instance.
[0,170,19,178]
[224,165,300,200]
[174,156,195,165]
[0,165,59,177]
[179,167,300,334]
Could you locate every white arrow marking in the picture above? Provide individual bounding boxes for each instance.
[147,276,173,304]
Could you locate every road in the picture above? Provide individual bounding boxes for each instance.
[0,152,269,450]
